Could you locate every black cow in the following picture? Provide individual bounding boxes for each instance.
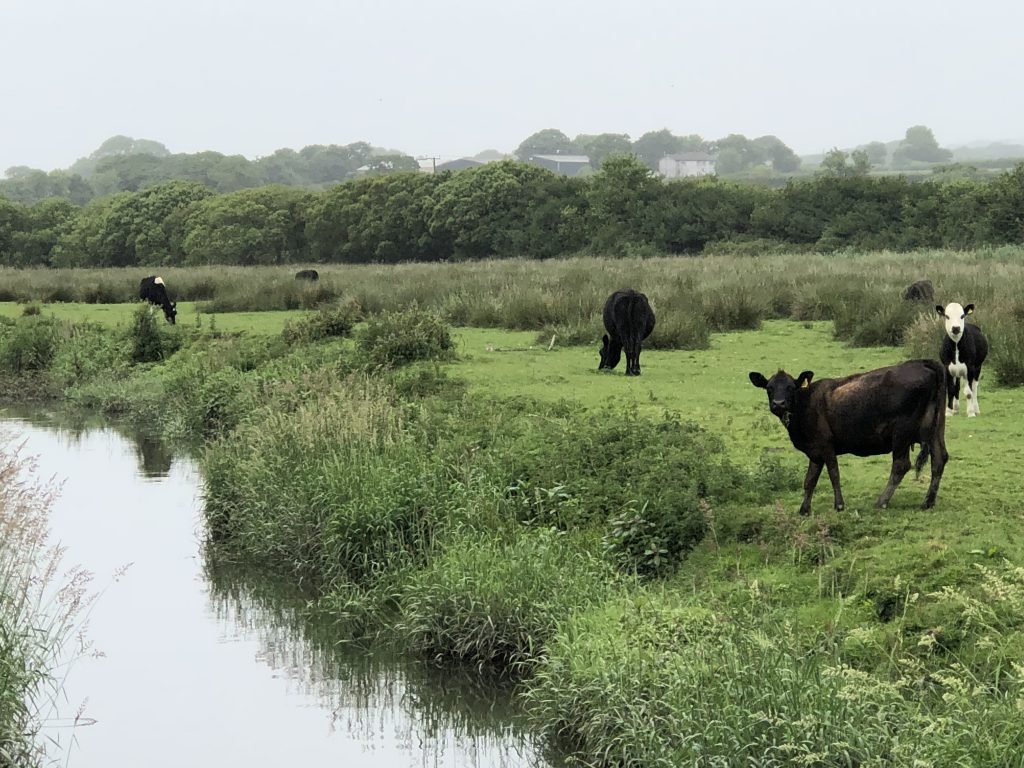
[749,360,948,515]
[598,289,656,376]
[903,279,935,303]
[295,269,319,281]
[138,276,177,324]
[936,302,989,418]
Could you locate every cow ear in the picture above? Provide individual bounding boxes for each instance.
[797,371,814,388]
[935,305,944,317]
[748,372,768,389]
[964,303,974,315]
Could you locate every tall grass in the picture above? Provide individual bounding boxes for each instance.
[2,250,1023,354]
[525,578,1024,766]
[0,432,94,767]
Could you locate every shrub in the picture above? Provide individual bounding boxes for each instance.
[356,308,455,368]
[21,304,41,317]
[501,406,750,576]
[986,313,1024,387]
[129,304,166,363]
[281,299,361,345]
[0,318,59,373]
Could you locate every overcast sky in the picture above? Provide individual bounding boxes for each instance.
[1,0,1021,172]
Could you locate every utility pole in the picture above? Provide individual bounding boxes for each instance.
[417,155,440,173]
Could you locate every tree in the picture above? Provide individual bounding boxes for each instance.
[863,141,888,166]
[892,125,953,165]
[753,135,801,173]
[514,129,578,161]
[585,155,662,249]
[182,186,314,265]
[574,133,633,168]
[632,129,683,171]
[362,154,420,176]
[818,148,870,178]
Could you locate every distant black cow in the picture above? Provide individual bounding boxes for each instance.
[936,302,989,418]
[295,269,319,281]
[598,289,656,376]
[138,276,177,324]
[903,279,935,302]
[749,359,948,515]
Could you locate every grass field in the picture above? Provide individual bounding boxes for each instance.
[0,301,300,335]
[5,255,1024,764]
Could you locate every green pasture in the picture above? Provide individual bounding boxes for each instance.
[0,301,299,335]
[453,320,1024,613]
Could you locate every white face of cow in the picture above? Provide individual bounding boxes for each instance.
[938,302,971,343]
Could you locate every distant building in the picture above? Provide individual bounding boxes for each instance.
[658,152,716,178]
[529,154,592,176]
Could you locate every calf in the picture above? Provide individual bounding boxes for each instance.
[138,276,177,324]
[903,279,934,303]
[295,269,319,281]
[598,289,656,376]
[936,302,989,417]
[749,359,948,515]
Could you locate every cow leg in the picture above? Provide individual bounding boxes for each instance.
[624,341,640,376]
[877,448,912,509]
[923,432,949,509]
[824,455,845,512]
[798,461,824,516]
[967,374,980,417]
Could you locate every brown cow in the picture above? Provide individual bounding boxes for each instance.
[749,359,948,515]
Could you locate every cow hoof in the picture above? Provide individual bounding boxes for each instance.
[945,408,954,416]
[968,412,977,418]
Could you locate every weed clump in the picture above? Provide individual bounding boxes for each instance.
[356,308,454,368]
[281,300,361,345]
[129,304,166,363]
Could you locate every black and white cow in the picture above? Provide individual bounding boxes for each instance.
[295,269,319,281]
[936,302,989,418]
[598,289,656,376]
[139,276,177,324]
[749,359,948,515]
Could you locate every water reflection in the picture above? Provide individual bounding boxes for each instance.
[2,412,553,768]
[0,405,179,480]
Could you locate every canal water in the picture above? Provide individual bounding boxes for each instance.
[4,411,550,768]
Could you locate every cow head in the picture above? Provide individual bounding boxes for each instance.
[749,369,813,426]
[598,334,621,370]
[164,301,177,325]
[936,302,973,343]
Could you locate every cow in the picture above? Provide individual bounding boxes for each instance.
[903,279,935,303]
[748,359,948,516]
[295,269,319,281]
[598,289,656,376]
[936,302,989,418]
[138,276,177,324]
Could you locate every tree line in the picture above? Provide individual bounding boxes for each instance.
[2,156,1023,268]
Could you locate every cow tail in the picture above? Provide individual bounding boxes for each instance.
[915,359,947,477]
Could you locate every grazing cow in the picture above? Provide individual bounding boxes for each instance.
[903,279,935,303]
[598,289,656,376]
[295,269,319,281]
[748,360,948,515]
[936,302,989,418]
[138,276,177,324]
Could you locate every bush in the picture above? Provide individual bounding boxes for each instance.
[501,406,750,576]
[356,308,455,368]
[129,304,166,363]
[987,314,1024,387]
[281,300,361,345]
[0,318,59,373]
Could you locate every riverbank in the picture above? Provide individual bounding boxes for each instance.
[2,254,1024,765]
